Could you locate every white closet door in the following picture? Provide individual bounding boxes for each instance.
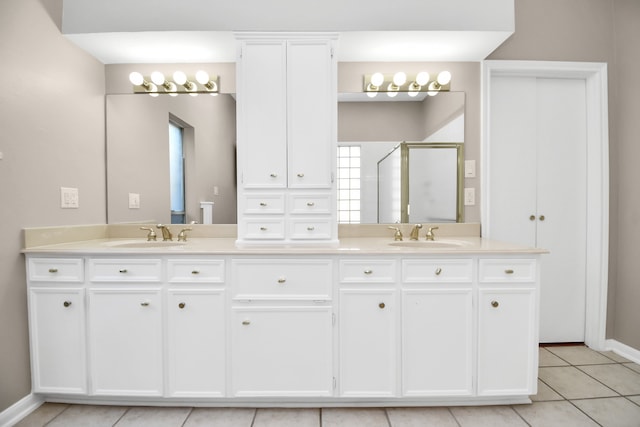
[488,76,588,343]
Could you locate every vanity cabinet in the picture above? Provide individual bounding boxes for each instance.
[401,259,474,396]
[236,34,337,244]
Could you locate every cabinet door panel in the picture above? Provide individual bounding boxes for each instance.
[477,287,537,396]
[402,289,473,396]
[89,289,163,396]
[167,289,225,397]
[339,290,396,396]
[30,288,86,394]
[231,306,333,396]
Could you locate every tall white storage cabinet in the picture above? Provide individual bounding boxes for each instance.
[236,34,338,245]
[486,75,588,343]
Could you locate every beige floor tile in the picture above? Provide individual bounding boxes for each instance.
[321,408,389,427]
[46,404,128,427]
[627,395,640,405]
[14,403,69,427]
[183,408,256,427]
[598,350,631,363]
[449,406,527,427]
[572,397,640,427]
[386,407,457,427]
[578,364,640,395]
[545,345,615,365]
[531,379,564,402]
[623,362,640,374]
[538,366,618,399]
[252,408,319,427]
[513,401,599,426]
[114,406,191,427]
[539,347,570,367]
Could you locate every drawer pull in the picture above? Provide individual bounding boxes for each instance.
[178,302,186,309]
[48,268,58,273]
[307,226,315,231]
[119,269,128,274]
[307,202,315,207]
[260,227,268,231]
[63,301,72,308]
[191,270,200,275]
[270,173,277,178]
[379,302,386,309]
[435,267,442,276]
[491,300,500,308]
[242,320,251,325]
[364,269,373,275]
[259,202,267,207]
[277,277,286,284]
[505,269,515,275]
[297,173,304,178]
[140,302,150,307]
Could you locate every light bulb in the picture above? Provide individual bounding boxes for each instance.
[370,72,384,87]
[195,70,210,85]
[437,71,451,85]
[408,87,420,97]
[366,91,378,98]
[387,91,398,98]
[150,71,165,86]
[416,71,430,86]
[392,72,407,87]
[129,72,144,86]
[173,71,187,85]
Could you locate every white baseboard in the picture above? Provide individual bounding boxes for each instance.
[0,394,44,427]
[606,339,640,364]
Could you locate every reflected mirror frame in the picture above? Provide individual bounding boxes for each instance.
[400,142,464,223]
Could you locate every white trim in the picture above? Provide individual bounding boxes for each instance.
[0,394,44,427]
[606,339,640,365]
[481,60,609,350]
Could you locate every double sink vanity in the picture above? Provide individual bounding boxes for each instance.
[23,223,545,407]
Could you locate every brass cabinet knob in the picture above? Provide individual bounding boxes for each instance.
[379,302,386,309]
[178,302,186,309]
[277,277,286,284]
[307,202,315,207]
[63,301,72,307]
[259,202,267,207]
[48,268,58,273]
[364,269,373,275]
[119,269,128,274]
[505,269,514,274]
[307,226,315,231]
[260,227,267,231]
[539,215,546,221]
[435,267,443,276]
[270,173,277,178]
[140,302,150,307]
[529,215,536,221]
[491,300,500,308]
[242,320,251,325]
[297,173,304,177]
[191,270,200,275]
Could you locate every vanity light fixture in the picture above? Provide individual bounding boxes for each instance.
[129,71,220,96]
[363,70,451,96]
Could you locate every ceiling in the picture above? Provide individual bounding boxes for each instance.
[61,0,514,64]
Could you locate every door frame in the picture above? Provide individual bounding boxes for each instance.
[481,60,609,350]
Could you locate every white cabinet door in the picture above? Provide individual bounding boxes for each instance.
[29,288,86,394]
[89,288,163,396]
[402,288,473,396]
[231,306,333,396]
[167,289,226,397]
[477,287,537,396]
[339,290,396,397]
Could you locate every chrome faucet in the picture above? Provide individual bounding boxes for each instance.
[156,224,173,241]
[409,224,422,240]
[425,226,439,241]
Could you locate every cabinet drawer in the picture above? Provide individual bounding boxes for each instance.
[289,219,332,240]
[243,219,285,239]
[232,259,332,300]
[339,259,397,283]
[88,259,162,283]
[289,194,332,215]
[167,259,225,283]
[28,258,84,282]
[402,259,473,283]
[241,193,285,215]
[479,259,537,283]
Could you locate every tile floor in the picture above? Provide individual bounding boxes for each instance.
[12,345,640,427]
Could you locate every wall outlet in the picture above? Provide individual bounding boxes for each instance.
[464,187,475,206]
[465,160,476,178]
[60,187,79,209]
[128,193,140,209]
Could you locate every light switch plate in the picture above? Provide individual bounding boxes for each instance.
[464,188,475,206]
[465,160,476,178]
[128,193,140,209]
[60,187,79,209]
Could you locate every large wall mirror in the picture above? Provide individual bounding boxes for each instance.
[338,91,465,224]
[106,93,237,224]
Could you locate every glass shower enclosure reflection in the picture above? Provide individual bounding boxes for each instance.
[377,142,464,224]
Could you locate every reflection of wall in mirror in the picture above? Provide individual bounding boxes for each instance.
[106,94,237,224]
[377,146,402,223]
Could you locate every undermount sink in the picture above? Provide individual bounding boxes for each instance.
[103,240,186,249]
[389,240,466,249]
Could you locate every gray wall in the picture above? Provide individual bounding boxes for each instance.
[0,0,106,411]
[1,0,639,414]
